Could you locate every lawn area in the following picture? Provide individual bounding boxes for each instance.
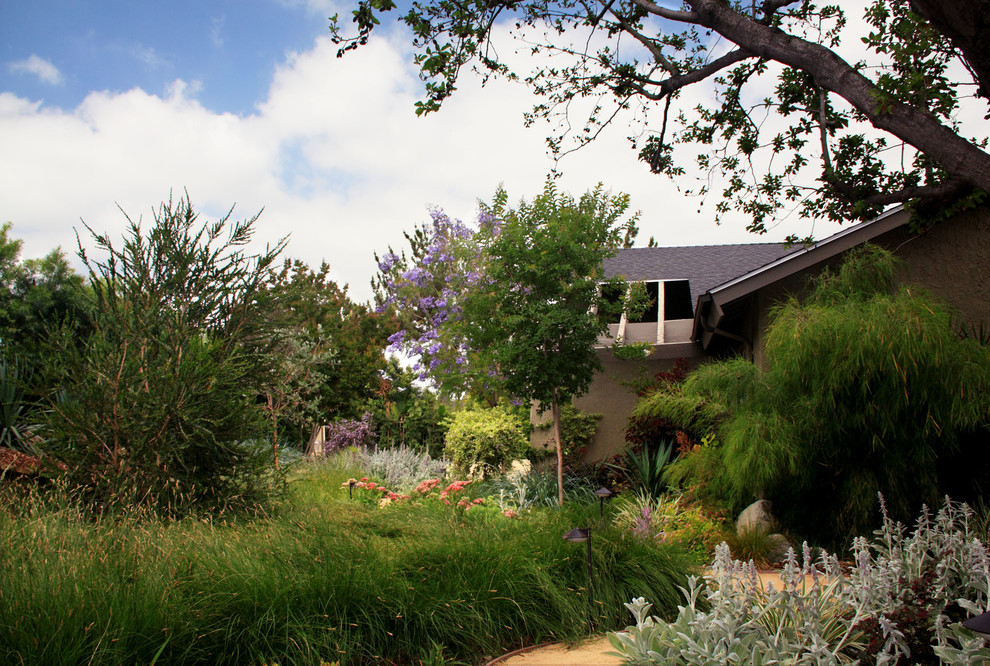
[0,456,698,665]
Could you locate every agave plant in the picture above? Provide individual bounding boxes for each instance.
[614,440,673,500]
[0,350,31,450]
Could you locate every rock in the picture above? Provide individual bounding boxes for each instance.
[766,533,792,563]
[736,499,776,534]
[508,458,532,480]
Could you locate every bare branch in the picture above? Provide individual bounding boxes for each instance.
[655,48,753,97]
[816,87,834,175]
[627,0,698,23]
[859,180,967,206]
[760,0,799,23]
[610,11,678,75]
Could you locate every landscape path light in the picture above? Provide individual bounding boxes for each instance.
[595,487,614,521]
[563,526,594,628]
[348,479,356,500]
[963,610,990,641]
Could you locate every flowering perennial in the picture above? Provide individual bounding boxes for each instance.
[374,208,503,397]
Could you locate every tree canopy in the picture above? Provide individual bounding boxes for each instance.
[376,182,637,502]
[333,0,990,237]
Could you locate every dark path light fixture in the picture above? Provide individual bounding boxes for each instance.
[348,479,356,500]
[563,527,594,629]
[595,487,614,521]
[963,610,990,640]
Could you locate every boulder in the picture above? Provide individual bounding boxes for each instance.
[736,499,776,534]
[766,533,793,564]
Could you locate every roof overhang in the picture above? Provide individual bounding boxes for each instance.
[692,205,910,348]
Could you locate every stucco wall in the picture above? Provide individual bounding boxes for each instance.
[532,344,705,460]
[885,205,990,331]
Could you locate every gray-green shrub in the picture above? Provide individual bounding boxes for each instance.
[356,445,449,491]
[609,497,990,664]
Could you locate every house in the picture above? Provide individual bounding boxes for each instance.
[538,203,990,460]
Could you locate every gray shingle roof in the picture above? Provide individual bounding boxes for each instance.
[603,243,798,305]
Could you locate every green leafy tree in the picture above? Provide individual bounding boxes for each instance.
[333,0,990,236]
[39,194,287,513]
[261,259,392,444]
[645,246,990,544]
[366,357,450,454]
[464,182,636,504]
[0,223,91,362]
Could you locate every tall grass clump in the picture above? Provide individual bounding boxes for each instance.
[0,458,697,665]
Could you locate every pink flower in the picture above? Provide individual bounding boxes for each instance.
[502,509,518,518]
[472,498,484,505]
[360,477,369,482]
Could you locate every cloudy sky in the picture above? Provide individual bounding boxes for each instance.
[0,0,899,303]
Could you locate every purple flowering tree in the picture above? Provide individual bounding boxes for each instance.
[375,184,636,506]
[372,208,501,400]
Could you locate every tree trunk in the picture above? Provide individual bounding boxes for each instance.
[910,0,990,100]
[678,0,990,195]
[552,390,565,507]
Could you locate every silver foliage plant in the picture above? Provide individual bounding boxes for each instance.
[609,497,990,664]
[356,446,449,493]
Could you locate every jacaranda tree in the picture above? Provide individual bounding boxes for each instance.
[373,206,502,402]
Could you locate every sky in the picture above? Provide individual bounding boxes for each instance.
[0,0,918,303]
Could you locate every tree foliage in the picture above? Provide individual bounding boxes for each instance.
[375,182,637,502]
[39,195,287,513]
[0,222,91,362]
[333,0,990,236]
[642,246,990,545]
[464,182,636,503]
[373,208,498,400]
[260,259,393,450]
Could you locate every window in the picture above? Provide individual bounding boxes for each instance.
[663,280,693,320]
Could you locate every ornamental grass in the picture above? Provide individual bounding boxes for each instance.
[0,457,696,665]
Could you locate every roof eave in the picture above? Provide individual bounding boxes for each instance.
[691,205,910,348]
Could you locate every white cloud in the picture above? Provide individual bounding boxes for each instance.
[0,26,852,305]
[8,55,63,85]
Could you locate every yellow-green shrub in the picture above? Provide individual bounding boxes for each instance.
[443,405,529,476]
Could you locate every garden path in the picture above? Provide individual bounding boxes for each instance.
[490,570,832,665]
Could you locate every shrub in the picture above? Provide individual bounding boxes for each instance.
[608,497,990,664]
[323,412,376,454]
[443,405,529,476]
[356,445,449,492]
[612,490,724,562]
[639,246,990,544]
[614,440,674,500]
[37,195,285,513]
